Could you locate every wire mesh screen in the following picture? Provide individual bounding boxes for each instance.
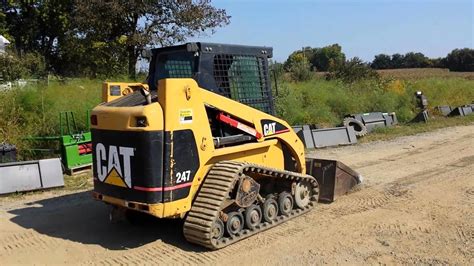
[156,52,194,80]
[213,54,272,113]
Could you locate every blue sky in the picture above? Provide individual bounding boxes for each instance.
[190,0,473,62]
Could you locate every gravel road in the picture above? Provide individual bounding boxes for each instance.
[0,125,472,265]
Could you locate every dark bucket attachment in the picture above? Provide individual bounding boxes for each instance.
[410,110,429,123]
[449,106,473,117]
[306,158,362,203]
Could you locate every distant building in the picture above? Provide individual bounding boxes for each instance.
[0,35,10,54]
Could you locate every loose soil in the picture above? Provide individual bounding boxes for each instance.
[0,125,473,265]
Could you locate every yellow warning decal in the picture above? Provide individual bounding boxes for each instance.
[104,168,127,187]
[179,109,193,124]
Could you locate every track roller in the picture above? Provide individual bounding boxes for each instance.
[262,196,279,222]
[226,211,244,236]
[245,205,262,230]
[183,161,319,249]
[278,192,294,215]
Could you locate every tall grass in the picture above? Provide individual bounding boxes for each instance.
[0,75,146,156]
[0,74,473,159]
[276,77,474,126]
[0,79,102,158]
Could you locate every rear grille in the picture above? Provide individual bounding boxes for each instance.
[104,90,158,107]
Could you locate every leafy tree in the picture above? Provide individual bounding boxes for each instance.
[0,8,11,40]
[284,44,345,72]
[402,52,431,68]
[371,52,432,69]
[283,50,304,71]
[429,57,447,68]
[371,54,392,69]
[2,0,229,78]
[310,44,345,71]
[390,53,404,69]
[3,0,72,70]
[445,48,474,71]
[73,0,230,78]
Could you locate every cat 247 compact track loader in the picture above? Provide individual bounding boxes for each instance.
[91,43,361,249]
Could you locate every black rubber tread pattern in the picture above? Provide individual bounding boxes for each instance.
[343,117,368,137]
[183,161,319,249]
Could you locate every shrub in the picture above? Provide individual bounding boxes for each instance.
[0,50,46,81]
[327,57,379,83]
[287,54,312,82]
[275,76,474,126]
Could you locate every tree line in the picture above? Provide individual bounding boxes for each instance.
[284,44,474,73]
[0,0,229,79]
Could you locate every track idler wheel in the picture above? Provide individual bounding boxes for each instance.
[278,192,294,215]
[211,219,225,240]
[225,211,244,236]
[244,205,262,230]
[294,180,313,209]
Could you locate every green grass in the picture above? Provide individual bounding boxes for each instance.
[275,76,474,127]
[0,79,103,159]
[64,171,93,191]
[0,76,147,160]
[0,74,473,160]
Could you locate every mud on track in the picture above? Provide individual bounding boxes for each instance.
[0,125,473,264]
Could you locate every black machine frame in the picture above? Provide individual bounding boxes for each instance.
[147,42,275,115]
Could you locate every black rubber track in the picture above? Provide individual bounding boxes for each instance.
[183,161,319,249]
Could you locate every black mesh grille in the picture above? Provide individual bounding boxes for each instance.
[156,52,194,80]
[213,54,272,113]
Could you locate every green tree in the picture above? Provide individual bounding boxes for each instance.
[283,50,303,71]
[402,52,431,68]
[0,9,11,39]
[3,0,72,70]
[310,44,345,71]
[371,54,392,69]
[73,0,230,78]
[390,53,404,68]
[429,57,447,68]
[446,48,474,71]
[284,44,345,72]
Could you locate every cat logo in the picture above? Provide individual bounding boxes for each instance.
[95,143,134,188]
[261,119,290,137]
[263,122,276,136]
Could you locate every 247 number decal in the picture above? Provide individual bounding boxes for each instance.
[176,170,192,184]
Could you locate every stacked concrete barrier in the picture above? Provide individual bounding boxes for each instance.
[435,105,453,116]
[0,158,64,195]
[449,105,473,117]
[293,125,357,149]
[344,112,398,136]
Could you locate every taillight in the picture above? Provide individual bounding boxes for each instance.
[135,116,148,127]
[90,115,98,125]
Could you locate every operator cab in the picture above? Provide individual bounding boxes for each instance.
[147,42,275,115]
